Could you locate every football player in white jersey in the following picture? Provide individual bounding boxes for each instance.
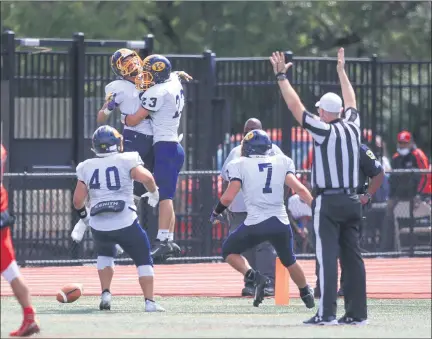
[122,54,186,261]
[73,125,164,312]
[210,130,315,309]
[96,48,155,233]
[93,49,191,255]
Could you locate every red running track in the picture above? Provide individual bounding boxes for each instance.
[1,258,430,299]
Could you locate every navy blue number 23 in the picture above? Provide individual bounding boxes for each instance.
[258,163,273,194]
[89,166,121,191]
[173,89,184,119]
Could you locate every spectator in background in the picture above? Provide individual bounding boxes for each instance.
[362,129,390,203]
[380,131,431,251]
[362,129,392,172]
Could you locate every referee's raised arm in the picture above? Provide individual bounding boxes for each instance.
[269,52,308,127]
[337,48,360,127]
[269,52,332,145]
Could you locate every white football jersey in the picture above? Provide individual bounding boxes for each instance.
[221,144,284,213]
[76,152,143,231]
[226,153,296,225]
[105,80,153,136]
[140,73,184,144]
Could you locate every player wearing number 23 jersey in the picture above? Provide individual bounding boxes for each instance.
[124,54,186,260]
[137,58,185,201]
[209,130,315,309]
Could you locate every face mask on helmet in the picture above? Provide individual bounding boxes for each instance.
[111,49,143,78]
[397,147,410,156]
[135,71,155,91]
[135,54,171,91]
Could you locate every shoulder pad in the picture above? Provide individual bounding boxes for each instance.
[144,84,164,97]
[105,80,126,93]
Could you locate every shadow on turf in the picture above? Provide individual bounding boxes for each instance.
[37,308,145,315]
[37,308,101,315]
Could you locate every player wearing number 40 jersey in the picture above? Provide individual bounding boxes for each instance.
[210,130,315,309]
[123,54,186,261]
[73,125,164,312]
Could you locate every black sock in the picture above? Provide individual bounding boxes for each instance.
[102,289,110,294]
[299,285,310,294]
[245,269,255,280]
[145,298,154,303]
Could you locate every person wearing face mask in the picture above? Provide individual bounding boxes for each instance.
[380,130,431,251]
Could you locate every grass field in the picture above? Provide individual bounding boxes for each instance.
[1,296,431,338]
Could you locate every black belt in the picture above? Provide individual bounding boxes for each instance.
[314,188,357,196]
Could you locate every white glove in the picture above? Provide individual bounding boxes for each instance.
[142,189,159,208]
[71,219,89,243]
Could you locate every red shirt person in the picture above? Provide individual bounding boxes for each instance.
[390,131,431,199]
[1,144,40,337]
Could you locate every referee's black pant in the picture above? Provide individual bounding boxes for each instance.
[312,193,367,319]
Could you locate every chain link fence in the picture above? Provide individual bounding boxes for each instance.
[3,169,431,266]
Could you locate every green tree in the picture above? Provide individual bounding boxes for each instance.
[2,1,431,59]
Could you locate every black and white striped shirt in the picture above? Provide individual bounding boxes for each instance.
[302,108,361,189]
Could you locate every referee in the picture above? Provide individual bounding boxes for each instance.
[270,48,367,325]
[314,142,384,298]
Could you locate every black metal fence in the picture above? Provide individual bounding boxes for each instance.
[3,169,431,266]
[2,31,431,174]
[1,31,431,265]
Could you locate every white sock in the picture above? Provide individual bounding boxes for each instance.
[157,230,169,241]
[168,232,174,241]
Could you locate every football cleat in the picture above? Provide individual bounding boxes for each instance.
[300,285,315,309]
[145,299,166,312]
[338,315,368,325]
[252,271,270,307]
[99,290,112,311]
[303,315,339,326]
[10,318,40,337]
[151,239,181,260]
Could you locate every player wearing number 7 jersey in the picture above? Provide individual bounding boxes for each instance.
[122,54,186,261]
[210,130,315,309]
[73,125,164,312]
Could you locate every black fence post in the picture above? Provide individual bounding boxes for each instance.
[199,50,216,169]
[1,30,16,172]
[282,51,294,157]
[137,34,154,59]
[370,54,378,153]
[71,32,86,166]
[200,50,217,256]
[145,34,154,55]
[70,32,85,259]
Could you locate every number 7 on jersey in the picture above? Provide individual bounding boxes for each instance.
[258,163,273,194]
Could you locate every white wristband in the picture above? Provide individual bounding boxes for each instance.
[103,108,113,116]
[120,113,127,125]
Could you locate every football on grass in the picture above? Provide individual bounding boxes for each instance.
[56,283,83,303]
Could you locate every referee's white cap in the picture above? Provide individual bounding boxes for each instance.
[315,92,343,114]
